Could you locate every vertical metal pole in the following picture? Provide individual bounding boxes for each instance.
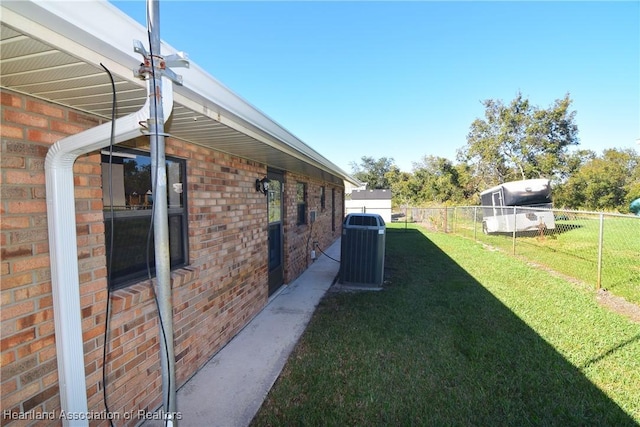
[452,207,456,234]
[596,213,604,290]
[147,0,177,424]
[443,207,448,233]
[473,206,477,241]
[512,206,517,255]
[404,205,407,231]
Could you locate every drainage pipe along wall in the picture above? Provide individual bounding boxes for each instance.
[45,80,174,425]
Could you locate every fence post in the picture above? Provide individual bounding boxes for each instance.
[404,205,407,232]
[444,207,448,233]
[512,206,517,255]
[596,213,604,290]
[473,206,477,241]
[453,207,457,234]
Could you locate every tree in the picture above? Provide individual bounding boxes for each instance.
[410,155,465,205]
[349,156,395,189]
[385,165,413,207]
[453,162,478,204]
[552,149,596,208]
[558,148,640,211]
[458,92,579,186]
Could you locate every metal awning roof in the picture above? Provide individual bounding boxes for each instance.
[0,0,359,186]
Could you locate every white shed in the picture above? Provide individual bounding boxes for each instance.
[345,189,392,223]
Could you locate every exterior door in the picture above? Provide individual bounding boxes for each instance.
[267,170,284,295]
[492,191,502,216]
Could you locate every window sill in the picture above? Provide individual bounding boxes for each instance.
[110,266,196,312]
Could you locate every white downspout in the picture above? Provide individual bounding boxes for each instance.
[45,79,173,425]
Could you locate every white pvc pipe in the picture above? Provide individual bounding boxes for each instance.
[45,79,173,426]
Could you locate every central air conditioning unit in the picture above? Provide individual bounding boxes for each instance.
[339,213,386,287]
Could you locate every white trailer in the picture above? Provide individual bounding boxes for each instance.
[480,179,555,234]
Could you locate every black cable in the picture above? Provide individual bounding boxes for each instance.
[99,62,117,427]
[145,10,172,426]
[305,214,314,268]
[314,242,341,263]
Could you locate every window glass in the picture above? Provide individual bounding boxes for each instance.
[101,149,187,289]
[296,182,307,225]
[268,180,282,224]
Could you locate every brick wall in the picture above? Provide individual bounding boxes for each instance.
[1,90,106,422]
[281,172,343,283]
[1,89,344,426]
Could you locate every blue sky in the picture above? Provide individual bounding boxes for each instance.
[111,1,639,173]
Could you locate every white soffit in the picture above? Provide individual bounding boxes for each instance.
[0,0,359,185]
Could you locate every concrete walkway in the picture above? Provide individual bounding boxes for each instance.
[144,239,341,427]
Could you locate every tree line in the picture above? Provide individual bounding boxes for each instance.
[350,93,640,214]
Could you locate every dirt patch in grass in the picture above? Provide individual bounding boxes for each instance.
[523,261,640,324]
[478,241,640,324]
[596,289,640,323]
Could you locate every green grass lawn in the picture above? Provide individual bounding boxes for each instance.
[454,213,640,306]
[252,223,640,426]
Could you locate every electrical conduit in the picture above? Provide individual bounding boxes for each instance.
[45,79,173,426]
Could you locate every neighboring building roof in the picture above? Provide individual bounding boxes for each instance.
[344,181,367,194]
[0,0,361,186]
[351,189,392,200]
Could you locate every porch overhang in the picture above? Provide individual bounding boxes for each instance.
[0,0,360,186]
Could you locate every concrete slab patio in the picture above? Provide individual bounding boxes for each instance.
[143,239,342,427]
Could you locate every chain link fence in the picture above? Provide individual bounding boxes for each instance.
[393,206,640,305]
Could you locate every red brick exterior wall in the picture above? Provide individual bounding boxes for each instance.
[281,172,343,283]
[1,89,344,425]
[2,91,106,422]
